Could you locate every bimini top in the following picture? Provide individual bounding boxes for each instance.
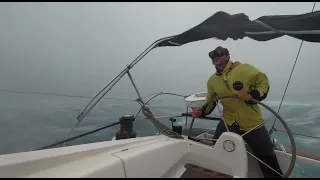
[158,10,320,47]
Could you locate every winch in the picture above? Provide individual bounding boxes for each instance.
[115,115,137,140]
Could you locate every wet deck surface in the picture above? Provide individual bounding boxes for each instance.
[180,163,233,178]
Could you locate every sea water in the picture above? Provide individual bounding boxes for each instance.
[0,92,319,178]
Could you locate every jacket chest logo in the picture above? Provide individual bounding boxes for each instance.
[233,81,243,91]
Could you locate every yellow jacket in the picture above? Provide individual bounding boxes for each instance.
[203,60,270,131]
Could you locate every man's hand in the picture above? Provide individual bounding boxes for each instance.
[191,108,202,118]
[238,92,253,102]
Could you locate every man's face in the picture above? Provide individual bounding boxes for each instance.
[211,55,229,71]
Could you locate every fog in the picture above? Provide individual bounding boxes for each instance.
[0,2,319,105]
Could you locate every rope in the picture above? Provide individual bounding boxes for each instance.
[36,121,120,150]
[37,114,185,151]
[136,99,182,138]
[60,91,181,145]
[0,88,179,146]
[132,92,188,138]
[0,89,178,144]
[61,91,186,147]
[269,2,317,135]
[134,92,188,118]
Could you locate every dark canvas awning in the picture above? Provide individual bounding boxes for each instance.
[158,11,320,47]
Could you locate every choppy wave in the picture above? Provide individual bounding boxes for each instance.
[0,93,319,177]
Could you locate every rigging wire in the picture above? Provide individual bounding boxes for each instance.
[0,89,159,102]
[269,2,317,135]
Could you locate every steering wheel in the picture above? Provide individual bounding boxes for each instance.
[187,94,296,178]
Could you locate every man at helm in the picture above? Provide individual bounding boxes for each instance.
[192,46,283,178]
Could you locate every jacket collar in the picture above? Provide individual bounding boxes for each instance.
[216,60,233,76]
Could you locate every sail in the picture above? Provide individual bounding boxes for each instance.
[158,11,320,47]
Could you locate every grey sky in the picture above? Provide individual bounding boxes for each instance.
[0,2,319,104]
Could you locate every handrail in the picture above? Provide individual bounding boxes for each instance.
[77,36,174,123]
